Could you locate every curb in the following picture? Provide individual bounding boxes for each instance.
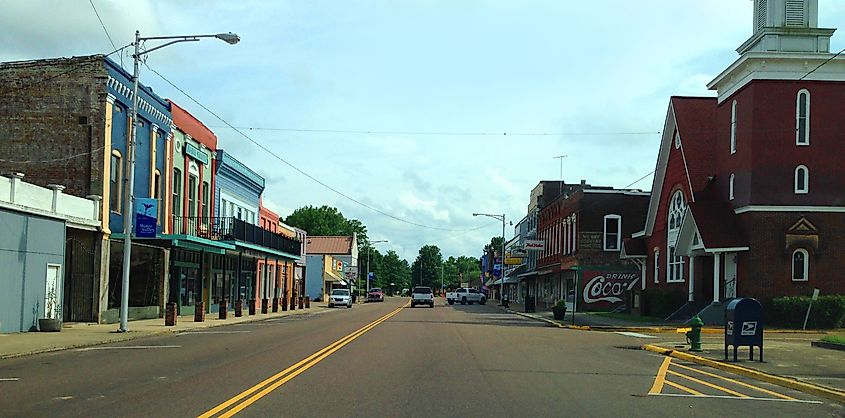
[642,344,845,404]
[0,307,327,360]
[500,307,829,334]
[811,341,845,352]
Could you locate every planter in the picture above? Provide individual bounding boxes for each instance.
[38,318,62,332]
[552,306,567,321]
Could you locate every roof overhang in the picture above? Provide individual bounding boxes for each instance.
[675,207,749,257]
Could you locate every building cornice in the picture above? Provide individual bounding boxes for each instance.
[735,205,845,214]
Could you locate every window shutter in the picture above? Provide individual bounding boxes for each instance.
[756,0,768,31]
[785,0,805,26]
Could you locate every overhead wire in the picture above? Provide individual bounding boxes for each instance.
[88,0,122,66]
[143,63,489,233]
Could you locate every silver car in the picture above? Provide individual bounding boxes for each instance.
[328,289,353,308]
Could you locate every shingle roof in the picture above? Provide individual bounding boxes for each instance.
[688,200,748,249]
[671,96,717,192]
[306,236,354,255]
[621,237,647,258]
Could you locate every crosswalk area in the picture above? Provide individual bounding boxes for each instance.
[648,356,824,404]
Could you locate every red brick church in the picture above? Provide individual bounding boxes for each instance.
[622,0,845,322]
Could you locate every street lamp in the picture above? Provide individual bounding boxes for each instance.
[118,30,239,333]
[366,240,388,295]
[473,212,507,304]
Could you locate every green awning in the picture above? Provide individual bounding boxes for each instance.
[228,240,300,260]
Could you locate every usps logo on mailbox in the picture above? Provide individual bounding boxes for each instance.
[726,320,733,335]
[741,321,757,336]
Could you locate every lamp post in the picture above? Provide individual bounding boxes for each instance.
[553,155,567,194]
[366,240,388,295]
[472,212,507,304]
[118,30,239,333]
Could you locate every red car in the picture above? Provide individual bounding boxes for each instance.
[366,288,384,302]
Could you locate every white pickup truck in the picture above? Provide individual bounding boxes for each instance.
[446,288,486,305]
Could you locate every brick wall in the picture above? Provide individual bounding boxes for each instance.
[0,56,108,198]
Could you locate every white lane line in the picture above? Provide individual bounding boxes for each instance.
[0,378,20,382]
[648,393,823,404]
[177,330,251,336]
[75,345,181,351]
[616,331,657,339]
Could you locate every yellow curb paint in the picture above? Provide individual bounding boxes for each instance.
[642,344,845,404]
[667,369,749,398]
[665,380,703,396]
[672,361,794,400]
[648,356,672,394]
[200,304,406,418]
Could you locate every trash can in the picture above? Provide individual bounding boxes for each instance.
[524,296,536,313]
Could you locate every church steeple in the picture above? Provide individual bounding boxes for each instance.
[739,0,833,54]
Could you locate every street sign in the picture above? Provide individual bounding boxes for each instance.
[812,288,820,300]
[367,272,374,281]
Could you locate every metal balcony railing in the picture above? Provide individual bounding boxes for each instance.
[171,216,234,241]
[232,218,301,255]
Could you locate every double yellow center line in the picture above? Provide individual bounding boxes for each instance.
[199,303,407,418]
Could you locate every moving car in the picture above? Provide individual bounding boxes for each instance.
[446,288,486,305]
[328,289,353,308]
[366,288,384,302]
[410,286,434,308]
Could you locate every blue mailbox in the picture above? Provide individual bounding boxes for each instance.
[724,298,764,362]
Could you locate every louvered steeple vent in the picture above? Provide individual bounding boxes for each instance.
[740,0,832,54]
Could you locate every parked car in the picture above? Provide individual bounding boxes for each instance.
[446,288,486,305]
[367,288,384,302]
[328,289,352,308]
[410,286,434,308]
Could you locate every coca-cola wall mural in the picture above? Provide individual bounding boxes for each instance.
[578,269,640,311]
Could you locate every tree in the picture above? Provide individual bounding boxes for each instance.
[484,236,504,255]
[283,205,369,247]
[411,245,443,289]
[379,250,411,292]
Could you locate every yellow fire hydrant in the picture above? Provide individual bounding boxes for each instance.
[685,315,704,352]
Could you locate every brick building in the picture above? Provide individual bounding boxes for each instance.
[535,185,649,311]
[0,55,172,323]
[625,0,845,323]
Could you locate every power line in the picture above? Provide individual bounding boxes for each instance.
[207,125,662,137]
[144,63,487,233]
[799,47,845,81]
[88,0,123,67]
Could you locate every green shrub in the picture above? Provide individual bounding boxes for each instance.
[554,299,567,309]
[767,295,845,329]
[643,289,686,319]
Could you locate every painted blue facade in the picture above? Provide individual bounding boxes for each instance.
[104,58,171,235]
[214,150,265,222]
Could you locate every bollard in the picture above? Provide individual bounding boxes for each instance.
[194,301,206,322]
[248,299,256,315]
[282,296,288,311]
[261,298,269,314]
[272,297,279,312]
[165,302,178,326]
[219,298,228,320]
[234,299,243,317]
[305,296,310,309]
[290,295,296,311]
[298,296,304,309]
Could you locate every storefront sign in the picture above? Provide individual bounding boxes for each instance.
[134,198,158,238]
[579,270,639,310]
[504,257,523,265]
[524,240,545,251]
[184,142,209,165]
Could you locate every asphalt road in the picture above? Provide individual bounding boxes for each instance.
[0,297,841,417]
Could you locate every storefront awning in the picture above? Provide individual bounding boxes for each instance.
[125,233,236,255]
[229,240,300,260]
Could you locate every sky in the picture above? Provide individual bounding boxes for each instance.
[2,1,845,262]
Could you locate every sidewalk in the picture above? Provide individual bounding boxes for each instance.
[501,301,677,329]
[0,305,330,360]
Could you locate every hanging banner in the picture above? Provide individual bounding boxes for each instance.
[134,198,158,238]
